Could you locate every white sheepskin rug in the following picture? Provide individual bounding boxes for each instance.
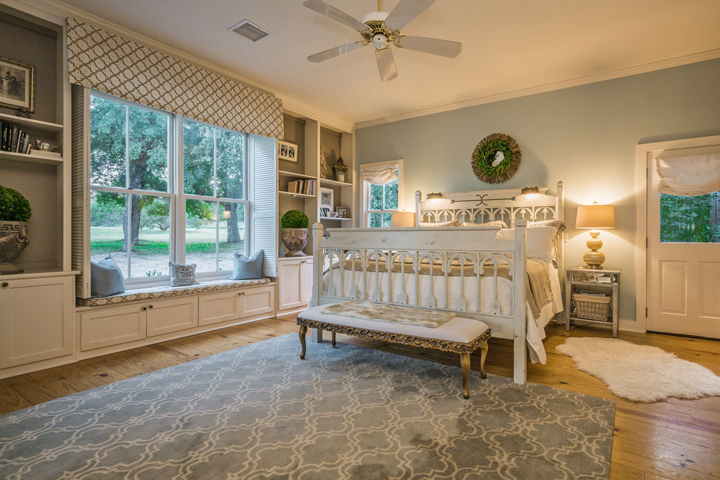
[556,337,720,402]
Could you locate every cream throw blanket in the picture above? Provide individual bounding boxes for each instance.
[321,301,455,328]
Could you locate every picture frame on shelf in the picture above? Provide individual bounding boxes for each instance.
[0,57,35,112]
[320,207,331,218]
[278,140,297,162]
[320,187,334,212]
[336,206,350,218]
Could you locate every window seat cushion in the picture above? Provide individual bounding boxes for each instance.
[77,277,271,307]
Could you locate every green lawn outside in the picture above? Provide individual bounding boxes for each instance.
[90,226,245,255]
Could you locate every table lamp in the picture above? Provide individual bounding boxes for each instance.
[576,201,615,269]
[391,211,415,228]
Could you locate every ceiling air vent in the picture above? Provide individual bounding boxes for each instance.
[229,20,271,42]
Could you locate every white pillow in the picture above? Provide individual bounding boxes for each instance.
[495,226,557,264]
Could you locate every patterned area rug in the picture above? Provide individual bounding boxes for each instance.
[0,335,615,479]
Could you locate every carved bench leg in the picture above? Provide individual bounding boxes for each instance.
[479,341,488,379]
[299,324,308,359]
[460,353,471,399]
[331,331,336,348]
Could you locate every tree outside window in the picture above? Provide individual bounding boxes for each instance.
[660,192,720,243]
[366,178,399,228]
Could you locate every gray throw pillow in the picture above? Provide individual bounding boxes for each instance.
[230,250,264,280]
[90,254,126,297]
[169,262,197,287]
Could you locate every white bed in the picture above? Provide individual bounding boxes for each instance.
[308,182,565,383]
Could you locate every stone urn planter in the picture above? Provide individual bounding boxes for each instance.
[281,209,310,257]
[0,222,29,274]
[0,186,32,275]
[282,228,308,257]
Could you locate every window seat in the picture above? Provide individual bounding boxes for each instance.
[77,278,271,307]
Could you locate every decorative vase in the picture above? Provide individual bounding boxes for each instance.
[282,228,308,257]
[0,221,29,274]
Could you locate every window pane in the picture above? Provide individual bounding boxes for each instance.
[370,183,384,210]
[369,212,382,228]
[218,203,246,272]
[90,96,126,188]
[183,120,215,196]
[216,129,244,200]
[90,191,129,277]
[384,180,399,210]
[382,212,393,228]
[134,195,171,278]
[660,192,720,243]
[128,106,169,192]
[185,199,218,273]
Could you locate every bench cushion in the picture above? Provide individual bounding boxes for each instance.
[299,305,489,345]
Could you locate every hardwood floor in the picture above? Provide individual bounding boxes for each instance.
[1,315,719,480]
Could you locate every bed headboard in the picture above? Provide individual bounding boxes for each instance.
[415,181,564,227]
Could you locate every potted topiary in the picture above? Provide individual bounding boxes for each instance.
[0,185,32,274]
[281,210,309,257]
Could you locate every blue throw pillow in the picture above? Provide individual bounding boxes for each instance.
[90,254,126,297]
[230,250,264,280]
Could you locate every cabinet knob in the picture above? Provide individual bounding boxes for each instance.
[148,305,153,309]
[1,282,8,289]
[141,306,147,311]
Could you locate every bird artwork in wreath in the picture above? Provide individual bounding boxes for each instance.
[491,151,505,167]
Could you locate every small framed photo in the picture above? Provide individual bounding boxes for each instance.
[0,57,35,112]
[336,206,350,218]
[278,140,297,162]
[320,187,334,211]
[320,207,331,218]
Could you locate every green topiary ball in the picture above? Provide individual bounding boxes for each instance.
[281,210,309,229]
[0,185,32,222]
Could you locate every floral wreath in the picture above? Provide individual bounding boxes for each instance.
[471,133,521,184]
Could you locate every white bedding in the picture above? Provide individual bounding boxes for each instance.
[322,261,563,364]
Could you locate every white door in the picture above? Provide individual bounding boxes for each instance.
[278,260,303,310]
[301,259,314,304]
[647,148,720,338]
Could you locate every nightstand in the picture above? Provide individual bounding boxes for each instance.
[565,267,620,338]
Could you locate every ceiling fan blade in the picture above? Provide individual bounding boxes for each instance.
[394,35,462,58]
[384,0,435,31]
[375,48,398,81]
[308,41,366,63]
[303,0,369,32]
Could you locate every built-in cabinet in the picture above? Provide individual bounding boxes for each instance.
[0,274,75,368]
[80,285,276,353]
[278,258,314,312]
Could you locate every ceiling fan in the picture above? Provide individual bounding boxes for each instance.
[303,0,462,81]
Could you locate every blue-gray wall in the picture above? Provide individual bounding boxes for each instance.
[356,58,720,322]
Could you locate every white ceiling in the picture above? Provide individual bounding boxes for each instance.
[58,0,720,127]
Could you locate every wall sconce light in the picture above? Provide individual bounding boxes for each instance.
[426,192,444,201]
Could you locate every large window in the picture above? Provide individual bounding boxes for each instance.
[89,92,249,284]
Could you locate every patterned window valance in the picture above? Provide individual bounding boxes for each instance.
[67,17,283,139]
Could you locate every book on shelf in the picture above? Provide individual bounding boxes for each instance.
[286,179,315,195]
[0,122,34,154]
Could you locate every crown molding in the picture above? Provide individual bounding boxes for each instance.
[355,47,720,130]
[3,0,355,133]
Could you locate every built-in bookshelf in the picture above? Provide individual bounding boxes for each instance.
[276,114,356,258]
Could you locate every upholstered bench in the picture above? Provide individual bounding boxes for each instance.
[297,305,491,399]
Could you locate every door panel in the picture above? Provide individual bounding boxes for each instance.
[240,286,275,318]
[278,261,303,310]
[147,297,199,337]
[81,305,147,351]
[700,261,720,318]
[648,147,720,338]
[301,260,314,304]
[659,261,687,315]
[199,291,241,326]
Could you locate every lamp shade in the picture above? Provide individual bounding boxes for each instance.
[391,211,415,228]
[576,203,615,229]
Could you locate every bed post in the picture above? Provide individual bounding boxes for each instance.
[310,222,324,343]
[556,181,565,324]
[414,190,422,227]
[514,219,528,384]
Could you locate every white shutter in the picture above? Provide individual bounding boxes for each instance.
[71,85,91,298]
[250,135,277,277]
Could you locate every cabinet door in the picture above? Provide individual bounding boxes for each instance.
[301,260,314,304]
[0,276,74,368]
[147,297,199,337]
[278,260,303,310]
[199,291,242,326]
[80,305,147,351]
[240,286,275,318]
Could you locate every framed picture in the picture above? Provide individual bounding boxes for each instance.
[278,140,297,162]
[320,207,331,218]
[336,206,350,218]
[0,57,35,112]
[320,187,334,212]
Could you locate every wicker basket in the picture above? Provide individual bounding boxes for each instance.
[572,293,611,321]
